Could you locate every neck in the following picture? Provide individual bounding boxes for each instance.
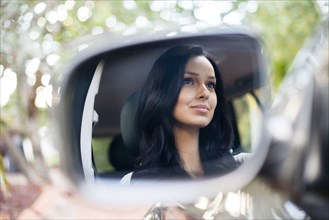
[173,125,204,177]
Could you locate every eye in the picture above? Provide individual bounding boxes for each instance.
[183,78,194,85]
[207,82,216,89]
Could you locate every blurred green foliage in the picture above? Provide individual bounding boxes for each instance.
[92,137,113,173]
[244,1,322,88]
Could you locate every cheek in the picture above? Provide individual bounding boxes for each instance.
[177,87,194,104]
[209,94,217,118]
[211,93,217,109]
[173,88,193,116]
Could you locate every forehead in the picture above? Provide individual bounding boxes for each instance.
[185,56,215,77]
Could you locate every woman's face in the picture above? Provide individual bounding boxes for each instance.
[173,55,217,129]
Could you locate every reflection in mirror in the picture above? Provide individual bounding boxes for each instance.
[80,34,266,184]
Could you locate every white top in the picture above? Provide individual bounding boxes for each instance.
[233,152,252,163]
[120,172,133,185]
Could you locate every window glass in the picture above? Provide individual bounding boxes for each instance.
[232,90,263,153]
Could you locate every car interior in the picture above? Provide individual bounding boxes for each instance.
[60,32,267,183]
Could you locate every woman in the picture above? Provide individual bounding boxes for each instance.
[121,45,240,184]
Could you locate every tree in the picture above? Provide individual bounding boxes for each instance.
[242,0,322,88]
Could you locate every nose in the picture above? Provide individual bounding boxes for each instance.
[197,84,210,100]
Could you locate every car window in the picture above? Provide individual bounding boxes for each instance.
[232,89,264,153]
[92,137,113,173]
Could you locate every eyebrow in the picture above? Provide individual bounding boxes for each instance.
[185,71,216,80]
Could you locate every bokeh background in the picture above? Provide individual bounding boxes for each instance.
[0,1,328,217]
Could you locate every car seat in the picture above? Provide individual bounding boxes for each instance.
[97,135,134,179]
[108,135,135,171]
[97,92,140,179]
[120,91,141,158]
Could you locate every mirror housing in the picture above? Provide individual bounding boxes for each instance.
[52,26,269,203]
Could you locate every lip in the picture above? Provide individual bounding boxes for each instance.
[190,104,210,112]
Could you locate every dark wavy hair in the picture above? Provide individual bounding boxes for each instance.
[134,45,236,179]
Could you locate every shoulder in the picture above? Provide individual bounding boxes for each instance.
[120,172,133,185]
[203,154,240,176]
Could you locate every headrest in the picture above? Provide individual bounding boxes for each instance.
[120,91,140,157]
[109,135,134,170]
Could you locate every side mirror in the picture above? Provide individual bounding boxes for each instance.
[52,26,270,204]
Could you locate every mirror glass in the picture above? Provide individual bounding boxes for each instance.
[56,30,268,192]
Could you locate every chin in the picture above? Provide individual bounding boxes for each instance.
[199,123,210,128]
[194,121,211,128]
